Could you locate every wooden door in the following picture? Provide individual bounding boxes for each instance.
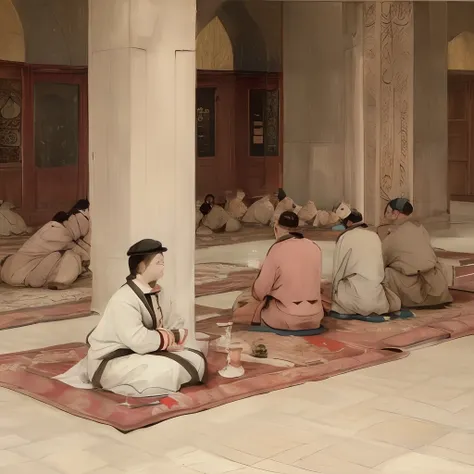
[23,69,88,225]
[196,72,235,201]
[448,73,474,201]
[235,73,282,198]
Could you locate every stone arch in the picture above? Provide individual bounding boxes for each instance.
[196,0,269,72]
[196,16,233,71]
[0,0,25,62]
[448,31,474,71]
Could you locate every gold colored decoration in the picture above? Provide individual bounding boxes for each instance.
[449,32,474,71]
[196,16,234,71]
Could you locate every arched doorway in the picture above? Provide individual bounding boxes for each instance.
[195,2,282,201]
[0,0,88,225]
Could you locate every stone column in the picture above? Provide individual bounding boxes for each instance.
[283,2,345,209]
[362,2,414,225]
[413,2,448,220]
[89,0,197,334]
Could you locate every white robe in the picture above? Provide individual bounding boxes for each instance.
[56,279,206,397]
[331,225,401,316]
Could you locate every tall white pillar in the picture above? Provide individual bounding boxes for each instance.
[89,0,197,334]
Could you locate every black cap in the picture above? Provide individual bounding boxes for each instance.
[278,211,299,228]
[127,239,167,257]
[277,188,287,201]
[343,209,363,225]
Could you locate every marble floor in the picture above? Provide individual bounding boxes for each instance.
[1,204,474,473]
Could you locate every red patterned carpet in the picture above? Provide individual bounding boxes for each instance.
[1,290,474,431]
[0,263,256,330]
[0,340,405,432]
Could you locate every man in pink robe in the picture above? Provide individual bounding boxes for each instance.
[233,211,324,332]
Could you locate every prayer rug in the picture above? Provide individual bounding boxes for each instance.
[0,340,404,432]
[195,263,258,297]
[0,275,93,330]
[321,283,474,350]
[196,224,340,249]
[0,264,253,330]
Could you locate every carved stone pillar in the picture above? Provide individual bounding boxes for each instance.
[363,2,414,225]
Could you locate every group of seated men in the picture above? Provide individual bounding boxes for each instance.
[196,190,351,235]
[233,197,453,331]
[56,196,451,399]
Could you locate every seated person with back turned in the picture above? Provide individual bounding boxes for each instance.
[330,209,407,322]
[233,211,325,335]
[0,199,90,290]
[59,239,207,397]
[382,198,452,309]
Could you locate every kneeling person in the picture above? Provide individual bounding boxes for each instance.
[331,210,402,321]
[85,239,206,397]
[233,211,324,333]
[382,198,452,308]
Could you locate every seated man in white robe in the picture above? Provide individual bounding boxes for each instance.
[382,198,452,308]
[71,239,206,397]
[330,210,409,322]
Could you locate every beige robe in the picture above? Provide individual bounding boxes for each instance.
[0,201,30,236]
[298,201,317,224]
[233,233,324,330]
[226,191,248,220]
[1,211,90,288]
[271,197,295,226]
[332,225,401,315]
[382,221,453,308]
[242,196,275,225]
[201,205,241,233]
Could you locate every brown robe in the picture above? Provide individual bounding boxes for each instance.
[382,220,452,308]
[233,233,324,330]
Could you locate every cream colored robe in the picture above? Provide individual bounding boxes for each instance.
[271,197,295,226]
[382,221,453,308]
[200,205,241,233]
[297,201,317,224]
[0,201,30,236]
[332,225,401,316]
[233,233,324,330]
[226,191,248,220]
[242,196,275,225]
[57,279,206,397]
[0,211,90,288]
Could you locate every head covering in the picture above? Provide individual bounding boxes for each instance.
[127,239,167,257]
[277,188,287,201]
[389,197,410,212]
[52,211,69,224]
[71,199,89,211]
[343,209,363,225]
[127,239,167,280]
[278,211,299,228]
[388,197,413,215]
[199,202,212,215]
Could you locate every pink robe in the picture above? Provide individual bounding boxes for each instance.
[233,233,324,330]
